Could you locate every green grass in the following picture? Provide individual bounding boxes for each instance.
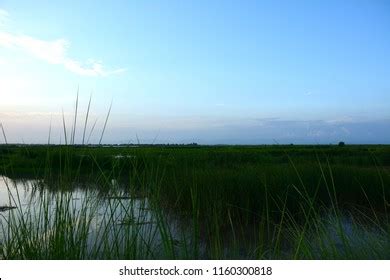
[0,144,389,259]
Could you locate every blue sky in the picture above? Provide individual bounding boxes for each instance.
[0,0,389,144]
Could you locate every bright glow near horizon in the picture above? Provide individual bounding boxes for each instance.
[1,1,390,144]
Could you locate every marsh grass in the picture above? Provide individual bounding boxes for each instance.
[1,148,389,259]
[0,94,389,259]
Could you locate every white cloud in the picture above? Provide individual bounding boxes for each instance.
[0,8,8,26]
[63,58,126,77]
[0,9,126,77]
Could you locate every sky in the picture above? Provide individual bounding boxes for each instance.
[0,0,389,144]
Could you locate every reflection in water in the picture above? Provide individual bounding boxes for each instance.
[0,176,191,259]
[0,176,388,259]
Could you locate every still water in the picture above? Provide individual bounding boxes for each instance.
[0,176,388,259]
[0,175,193,259]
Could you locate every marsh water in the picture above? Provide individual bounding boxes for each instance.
[0,175,202,258]
[0,175,388,259]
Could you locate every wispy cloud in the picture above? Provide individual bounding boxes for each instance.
[0,9,126,77]
[0,8,8,27]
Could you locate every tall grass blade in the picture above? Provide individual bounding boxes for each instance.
[71,87,79,145]
[99,99,112,145]
[61,108,68,145]
[0,123,8,144]
[82,93,92,145]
